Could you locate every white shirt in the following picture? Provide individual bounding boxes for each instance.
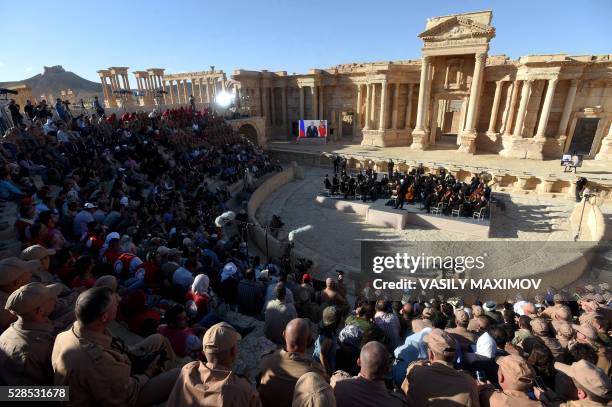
[172,267,194,289]
[476,331,497,359]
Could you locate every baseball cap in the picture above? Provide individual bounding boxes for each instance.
[302,273,311,283]
[483,300,497,312]
[156,246,170,256]
[553,293,566,302]
[554,321,574,338]
[202,322,241,353]
[322,306,339,327]
[94,275,119,292]
[554,305,572,321]
[554,360,611,400]
[5,282,63,316]
[119,196,129,206]
[530,318,550,336]
[454,309,469,324]
[0,257,39,285]
[20,245,56,261]
[424,328,455,354]
[573,324,597,341]
[84,202,97,209]
[496,355,535,385]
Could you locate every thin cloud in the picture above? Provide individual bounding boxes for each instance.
[25,66,33,72]
[0,62,5,68]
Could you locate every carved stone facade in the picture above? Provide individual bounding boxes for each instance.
[232,11,612,161]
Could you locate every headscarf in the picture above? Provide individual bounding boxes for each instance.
[104,232,120,247]
[192,274,210,296]
[220,262,237,282]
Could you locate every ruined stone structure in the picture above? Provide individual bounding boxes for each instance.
[232,11,612,161]
[97,67,134,108]
[97,66,234,110]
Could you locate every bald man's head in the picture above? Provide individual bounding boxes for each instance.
[283,318,311,353]
[358,341,388,380]
[325,278,335,289]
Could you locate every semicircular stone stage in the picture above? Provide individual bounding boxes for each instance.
[255,166,580,277]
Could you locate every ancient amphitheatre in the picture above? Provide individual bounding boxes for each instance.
[95,11,612,293]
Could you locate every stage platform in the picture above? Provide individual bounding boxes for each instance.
[316,195,491,238]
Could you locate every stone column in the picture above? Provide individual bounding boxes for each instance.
[378,80,387,131]
[182,80,188,103]
[363,84,371,131]
[162,80,167,104]
[175,80,181,104]
[405,83,414,129]
[499,82,514,134]
[281,86,288,125]
[318,86,324,120]
[354,84,362,138]
[270,87,276,125]
[411,56,431,150]
[312,86,318,118]
[337,110,343,140]
[370,83,377,127]
[262,87,269,124]
[487,80,504,135]
[595,119,612,160]
[198,79,203,103]
[557,79,579,140]
[513,80,533,138]
[502,81,520,136]
[166,79,174,105]
[299,87,305,119]
[458,52,487,153]
[535,78,559,140]
[205,79,211,104]
[391,83,400,129]
[100,77,109,101]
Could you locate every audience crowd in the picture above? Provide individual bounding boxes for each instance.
[0,100,610,406]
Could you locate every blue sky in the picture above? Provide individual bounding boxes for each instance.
[0,0,610,84]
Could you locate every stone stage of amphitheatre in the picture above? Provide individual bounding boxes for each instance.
[266,141,612,200]
[315,195,490,239]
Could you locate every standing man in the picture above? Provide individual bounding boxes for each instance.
[92,96,105,117]
[306,122,318,138]
[0,282,63,385]
[8,99,23,127]
[167,322,262,407]
[388,159,394,180]
[394,179,408,210]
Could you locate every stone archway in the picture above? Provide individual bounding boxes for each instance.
[238,123,259,145]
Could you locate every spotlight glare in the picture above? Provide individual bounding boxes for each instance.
[215,91,234,107]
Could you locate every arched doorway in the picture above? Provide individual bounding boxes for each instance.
[238,123,259,145]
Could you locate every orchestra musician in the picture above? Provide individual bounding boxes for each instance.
[320,166,490,218]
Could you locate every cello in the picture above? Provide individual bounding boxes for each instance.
[405,184,415,202]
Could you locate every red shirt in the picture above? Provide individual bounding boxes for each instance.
[157,325,195,357]
[103,249,120,266]
[71,275,96,289]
